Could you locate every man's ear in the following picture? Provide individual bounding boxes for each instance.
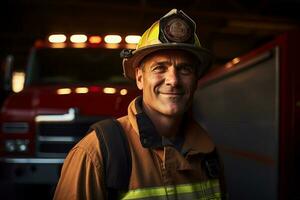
[135,67,143,90]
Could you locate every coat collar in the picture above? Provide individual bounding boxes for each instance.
[127,96,215,153]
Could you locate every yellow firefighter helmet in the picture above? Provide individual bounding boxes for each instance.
[121,9,213,80]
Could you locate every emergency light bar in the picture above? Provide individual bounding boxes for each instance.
[47,34,141,47]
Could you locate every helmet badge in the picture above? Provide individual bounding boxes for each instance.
[164,18,192,43]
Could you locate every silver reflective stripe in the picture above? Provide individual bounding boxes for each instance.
[38,136,78,142]
[35,108,76,122]
[121,179,221,200]
[0,158,65,164]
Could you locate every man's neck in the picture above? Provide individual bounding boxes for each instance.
[142,102,183,138]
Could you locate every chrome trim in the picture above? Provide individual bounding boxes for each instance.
[0,158,65,164]
[38,136,78,142]
[35,108,76,122]
[229,51,272,73]
[2,122,29,133]
[201,51,272,87]
[274,46,280,164]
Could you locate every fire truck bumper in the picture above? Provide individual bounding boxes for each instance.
[0,158,64,184]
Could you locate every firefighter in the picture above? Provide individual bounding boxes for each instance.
[54,9,226,200]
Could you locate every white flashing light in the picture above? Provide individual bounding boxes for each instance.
[35,108,76,122]
[12,71,25,93]
[103,87,116,94]
[57,88,71,95]
[48,34,67,43]
[120,89,128,95]
[70,34,88,43]
[104,35,122,44]
[75,87,89,94]
[125,35,141,44]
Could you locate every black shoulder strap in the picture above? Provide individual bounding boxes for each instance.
[89,118,131,193]
[202,148,221,179]
[203,148,227,199]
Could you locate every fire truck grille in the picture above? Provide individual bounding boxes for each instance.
[36,118,106,157]
[38,122,92,137]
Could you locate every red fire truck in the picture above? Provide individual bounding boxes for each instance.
[193,30,299,200]
[0,34,140,198]
[1,30,299,199]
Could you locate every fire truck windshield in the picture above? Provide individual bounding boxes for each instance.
[26,48,130,86]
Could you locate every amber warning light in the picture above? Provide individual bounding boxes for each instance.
[89,36,102,44]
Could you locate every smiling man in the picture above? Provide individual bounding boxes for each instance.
[54,9,226,200]
[135,50,199,138]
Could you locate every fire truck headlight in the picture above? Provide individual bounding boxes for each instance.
[5,139,29,152]
[5,140,16,152]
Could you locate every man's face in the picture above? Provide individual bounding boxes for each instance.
[136,50,198,117]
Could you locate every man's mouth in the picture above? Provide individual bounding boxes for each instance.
[157,87,185,97]
[159,91,184,96]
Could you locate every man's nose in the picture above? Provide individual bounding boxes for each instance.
[165,67,179,86]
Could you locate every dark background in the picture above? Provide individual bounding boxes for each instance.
[0,0,299,199]
[1,0,300,70]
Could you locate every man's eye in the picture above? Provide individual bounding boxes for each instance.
[152,65,166,72]
[179,65,194,74]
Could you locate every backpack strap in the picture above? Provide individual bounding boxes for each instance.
[89,118,131,198]
[202,148,227,199]
[202,148,221,179]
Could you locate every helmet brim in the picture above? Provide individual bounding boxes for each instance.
[122,43,213,80]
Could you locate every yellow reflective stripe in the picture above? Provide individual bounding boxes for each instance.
[121,179,221,200]
[121,187,166,199]
[176,179,220,194]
